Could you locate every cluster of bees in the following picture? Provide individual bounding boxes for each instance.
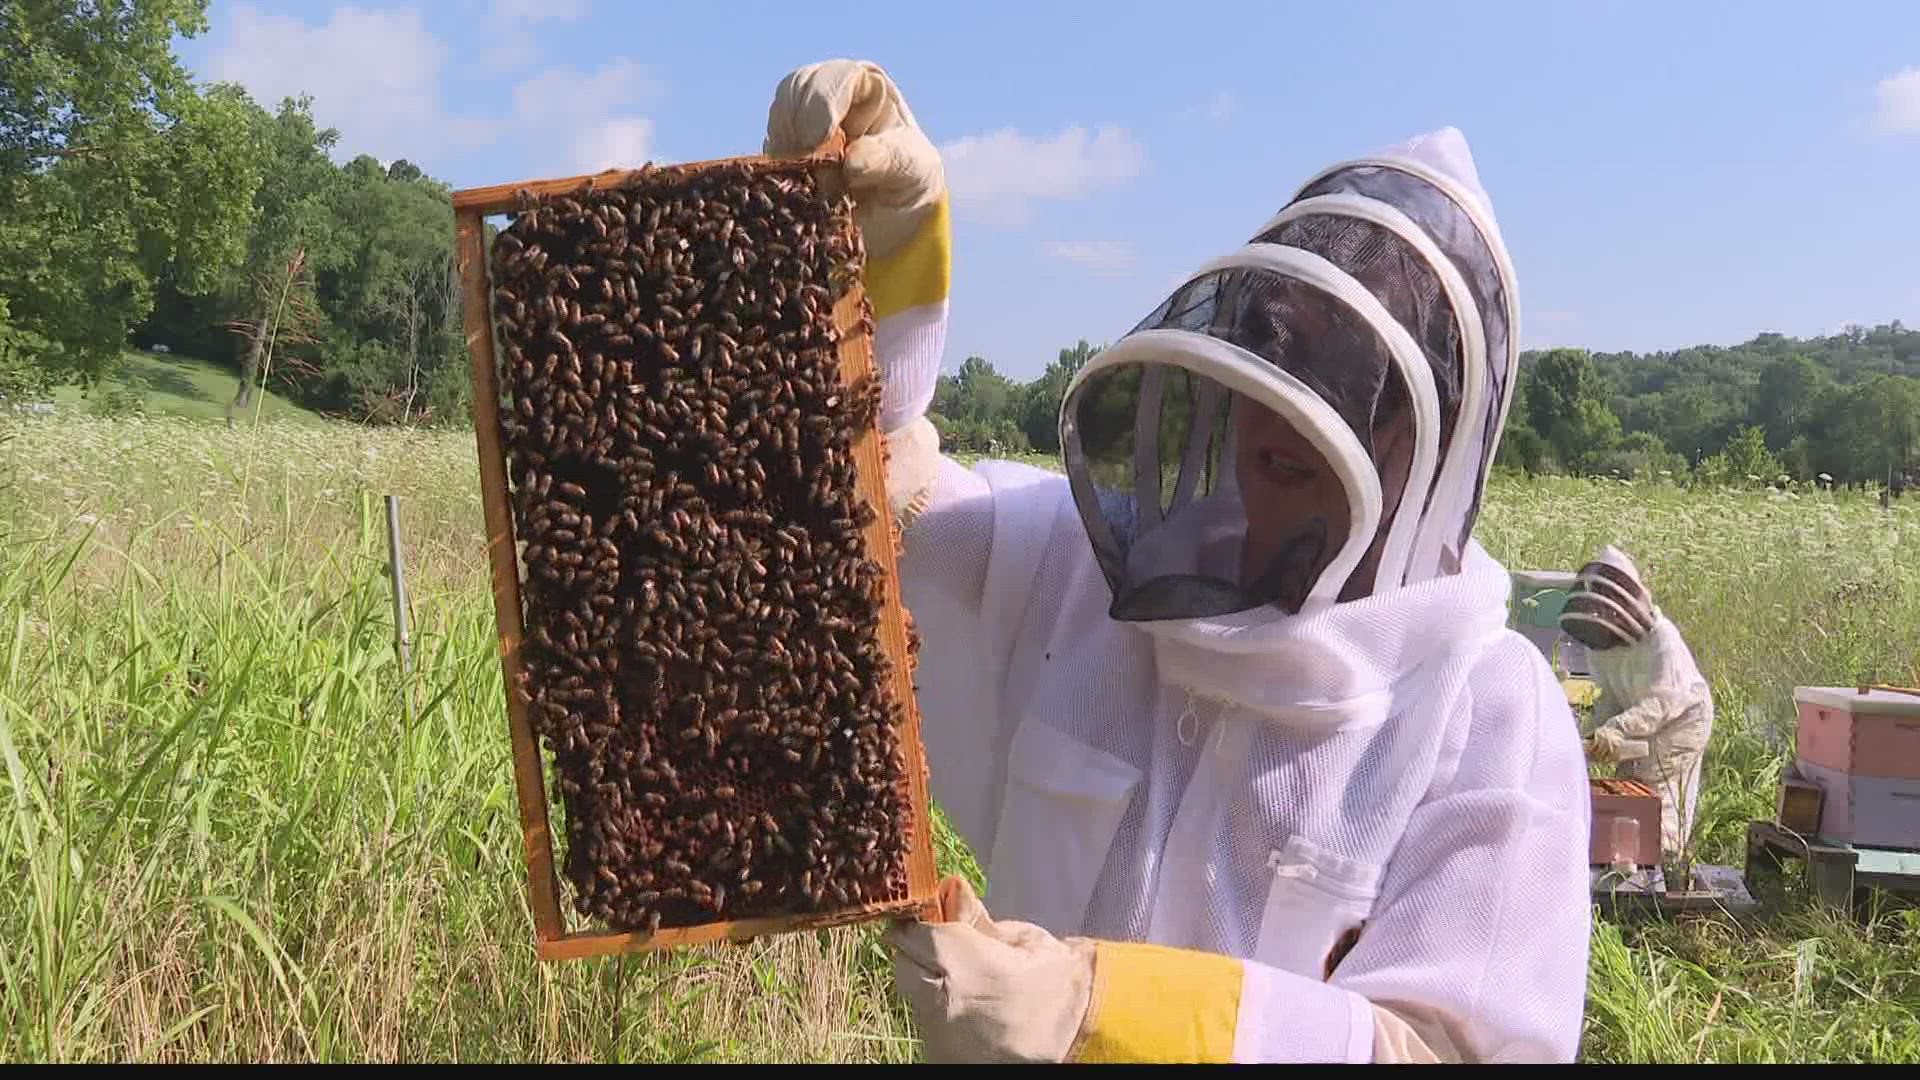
[487,161,915,933]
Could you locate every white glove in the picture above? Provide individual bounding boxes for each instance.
[764,59,946,264]
[764,59,952,510]
[888,877,1097,1063]
[1584,728,1647,765]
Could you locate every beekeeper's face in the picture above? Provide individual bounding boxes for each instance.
[1234,396,1412,606]
[1232,398,1345,590]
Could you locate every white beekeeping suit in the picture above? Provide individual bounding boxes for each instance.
[1558,545,1714,862]
[767,61,1591,1065]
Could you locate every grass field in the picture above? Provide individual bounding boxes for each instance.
[2,413,1918,1062]
[48,351,318,426]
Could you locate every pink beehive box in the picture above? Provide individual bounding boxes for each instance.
[1794,687,1920,779]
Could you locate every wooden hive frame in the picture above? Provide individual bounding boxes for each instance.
[450,142,940,962]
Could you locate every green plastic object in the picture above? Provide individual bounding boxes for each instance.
[1516,587,1572,629]
[1509,569,1579,631]
[1856,847,1920,876]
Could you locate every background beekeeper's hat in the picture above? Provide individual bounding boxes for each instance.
[1057,126,1520,623]
[1559,545,1656,649]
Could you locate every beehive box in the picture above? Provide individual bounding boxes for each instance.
[1590,777,1662,867]
[1793,686,1920,780]
[451,146,940,961]
[1790,758,1920,851]
[1776,775,1825,835]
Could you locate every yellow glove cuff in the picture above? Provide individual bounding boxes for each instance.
[1069,941,1244,1064]
[866,193,951,322]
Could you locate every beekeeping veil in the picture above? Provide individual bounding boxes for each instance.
[1059,128,1520,622]
[1559,545,1657,651]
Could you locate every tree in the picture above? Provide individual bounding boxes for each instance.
[1523,348,1618,472]
[1493,419,1552,475]
[314,155,462,423]
[1753,354,1822,450]
[1859,374,1920,494]
[1715,424,1783,486]
[0,294,51,401]
[1591,430,1685,482]
[0,0,211,175]
[1,2,260,384]
[1016,339,1097,452]
[220,94,341,423]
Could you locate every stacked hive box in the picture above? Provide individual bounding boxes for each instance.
[1792,687,1920,850]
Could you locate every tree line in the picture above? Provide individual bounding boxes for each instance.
[2,2,468,424]
[930,324,1920,492]
[4,2,1918,483]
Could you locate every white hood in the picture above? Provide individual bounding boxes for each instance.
[1058,127,1521,630]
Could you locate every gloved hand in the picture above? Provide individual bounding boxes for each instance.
[763,60,952,521]
[763,59,946,266]
[1585,727,1650,766]
[886,876,1244,1063]
[887,876,1097,1062]
[1584,730,1621,765]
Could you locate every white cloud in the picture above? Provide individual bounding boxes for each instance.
[1041,240,1136,276]
[509,59,664,172]
[939,125,1145,226]
[482,0,589,70]
[207,4,499,163]
[493,0,588,19]
[511,59,661,124]
[1877,67,1920,133]
[571,117,655,173]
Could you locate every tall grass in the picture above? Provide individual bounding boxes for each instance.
[1,418,1916,1062]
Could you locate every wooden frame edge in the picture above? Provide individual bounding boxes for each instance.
[457,208,567,943]
[451,144,846,217]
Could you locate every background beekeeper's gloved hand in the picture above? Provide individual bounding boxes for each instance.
[763,60,951,522]
[1586,729,1623,764]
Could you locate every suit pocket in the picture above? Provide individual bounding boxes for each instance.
[1253,834,1382,980]
[984,720,1143,935]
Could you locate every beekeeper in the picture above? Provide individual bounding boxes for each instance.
[765,60,1592,1064]
[1558,545,1714,863]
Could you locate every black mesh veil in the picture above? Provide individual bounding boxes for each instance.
[1060,246,1437,622]
[1059,129,1518,624]
[1559,546,1655,651]
[1252,202,1470,579]
[1291,155,1517,579]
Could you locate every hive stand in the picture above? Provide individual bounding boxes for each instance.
[1586,777,1759,919]
[1745,820,1920,918]
[1589,863,1760,920]
[451,144,941,961]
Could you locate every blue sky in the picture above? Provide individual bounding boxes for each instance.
[173,1,1920,381]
